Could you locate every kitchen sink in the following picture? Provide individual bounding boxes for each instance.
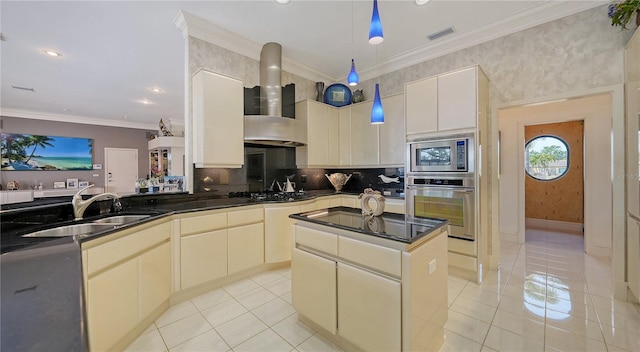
[22,223,117,238]
[91,214,150,225]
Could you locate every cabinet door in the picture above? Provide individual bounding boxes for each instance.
[192,70,244,168]
[264,205,300,263]
[437,67,477,131]
[379,94,405,165]
[139,241,171,318]
[306,101,330,166]
[180,230,227,289]
[338,107,351,166]
[291,248,337,334]
[87,258,139,352]
[228,223,264,274]
[405,77,437,135]
[350,101,379,166]
[337,263,401,352]
[327,106,340,166]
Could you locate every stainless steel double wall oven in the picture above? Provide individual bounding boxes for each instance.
[406,133,476,241]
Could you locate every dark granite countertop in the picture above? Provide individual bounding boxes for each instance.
[290,206,448,245]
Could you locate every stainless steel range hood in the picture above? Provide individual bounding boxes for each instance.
[244,42,306,147]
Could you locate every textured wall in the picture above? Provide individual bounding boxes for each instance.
[525,121,584,224]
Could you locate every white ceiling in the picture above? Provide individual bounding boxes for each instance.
[0,0,605,130]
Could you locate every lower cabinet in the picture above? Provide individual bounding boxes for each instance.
[264,204,301,263]
[180,229,227,289]
[139,242,171,319]
[228,223,264,275]
[291,248,337,334]
[337,263,401,352]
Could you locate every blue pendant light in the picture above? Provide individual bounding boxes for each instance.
[371,83,384,124]
[347,59,359,86]
[368,0,384,45]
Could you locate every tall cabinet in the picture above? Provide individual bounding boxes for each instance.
[148,136,184,177]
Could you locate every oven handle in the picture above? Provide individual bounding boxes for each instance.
[407,185,474,192]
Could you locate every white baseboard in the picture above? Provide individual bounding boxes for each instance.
[500,232,518,242]
[525,218,583,234]
[586,244,612,259]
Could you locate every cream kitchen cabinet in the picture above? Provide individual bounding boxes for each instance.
[228,223,264,274]
[82,221,171,352]
[350,100,379,166]
[295,100,339,168]
[338,107,351,166]
[192,70,244,168]
[378,93,405,166]
[405,66,488,134]
[291,248,337,334]
[264,203,302,263]
[180,229,227,289]
[405,76,437,135]
[437,67,478,131]
[337,262,401,352]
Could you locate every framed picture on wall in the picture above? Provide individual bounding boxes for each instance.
[66,178,78,189]
[1,133,93,171]
[78,181,90,188]
[53,181,66,189]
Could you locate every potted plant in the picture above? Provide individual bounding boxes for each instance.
[135,178,149,193]
[609,0,640,29]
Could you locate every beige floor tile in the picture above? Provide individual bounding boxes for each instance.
[262,277,292,296]
[274,266,292,278]
[296,334,343,352]
[438,330,482,352]
[271,314,315,347]
[251,298,296,326]
[491,309,545,341]
[233,329,294,352]
[223,279,261,297]
[191,288,233,311]
[235,287,279,310]
[449,295,497,323]
[159,313,213,349]
[483,325,544,352]
[250,271,285,286]
[459,285,502,307]
[496,295,545,321]
[201,300,249,327]
[444,310,490,344]
[125,329,167,352]
[215,312,268,348]
[545,315,604,341]
[169,330,230,352]
[594,306,640,333]
[280,291,292,305]
[155,300,199,327]
[142,322,158,335]
[544,325,607,352]
[600,324,640,351]
[546,299,599,322]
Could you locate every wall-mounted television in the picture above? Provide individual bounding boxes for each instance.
[1,133,93,171]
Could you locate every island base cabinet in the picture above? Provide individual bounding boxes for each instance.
[180,230,228,290]
[228,223,264,275]
[291,248,337,334]
[87,258,139,352]
[337,263,401,352]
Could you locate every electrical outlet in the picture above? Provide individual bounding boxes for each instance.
[93,174,99,177]
[428,259,437,274]
[301,175,307,183]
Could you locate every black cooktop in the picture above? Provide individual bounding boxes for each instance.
[229,191,312,202]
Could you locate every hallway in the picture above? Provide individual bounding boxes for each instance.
[126,229,640,351]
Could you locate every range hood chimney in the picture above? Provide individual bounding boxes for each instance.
[244,42,306,147]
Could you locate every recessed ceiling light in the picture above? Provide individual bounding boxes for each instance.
[123,115,129,119]
[139,99,152,105]
[151,87,163,93]
[44,50,62,57]
[275,0,290,4]
[415,0,430,5]
[63,108,71,112]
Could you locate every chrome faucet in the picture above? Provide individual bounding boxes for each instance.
[72,185,120,220]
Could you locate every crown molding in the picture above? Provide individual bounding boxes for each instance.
[174,10,333,83]
[347,1,607,83]
[1,109,156,130]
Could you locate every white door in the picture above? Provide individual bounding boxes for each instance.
[104,148,138,193]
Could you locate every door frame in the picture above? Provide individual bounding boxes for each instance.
[495,84,626,299]
[104,147,139,193]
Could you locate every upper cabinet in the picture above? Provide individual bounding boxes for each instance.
[350,100,378,166]
[378,94,405,166]
[192,70,244,168]
[406,66,485,135]
[296,100,339,168]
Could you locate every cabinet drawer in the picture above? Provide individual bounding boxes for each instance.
[384,200,405,214]
[448,251,477,271]
[228,207,263,227]
[338,236,401,277]
[180,212,227,236]
[294,225,338,255]
[448,237,476,256]
[87,222,170,275]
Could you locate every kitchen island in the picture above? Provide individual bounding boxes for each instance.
[290,207,449,352]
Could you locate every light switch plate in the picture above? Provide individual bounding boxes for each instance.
[428,259,436,274]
